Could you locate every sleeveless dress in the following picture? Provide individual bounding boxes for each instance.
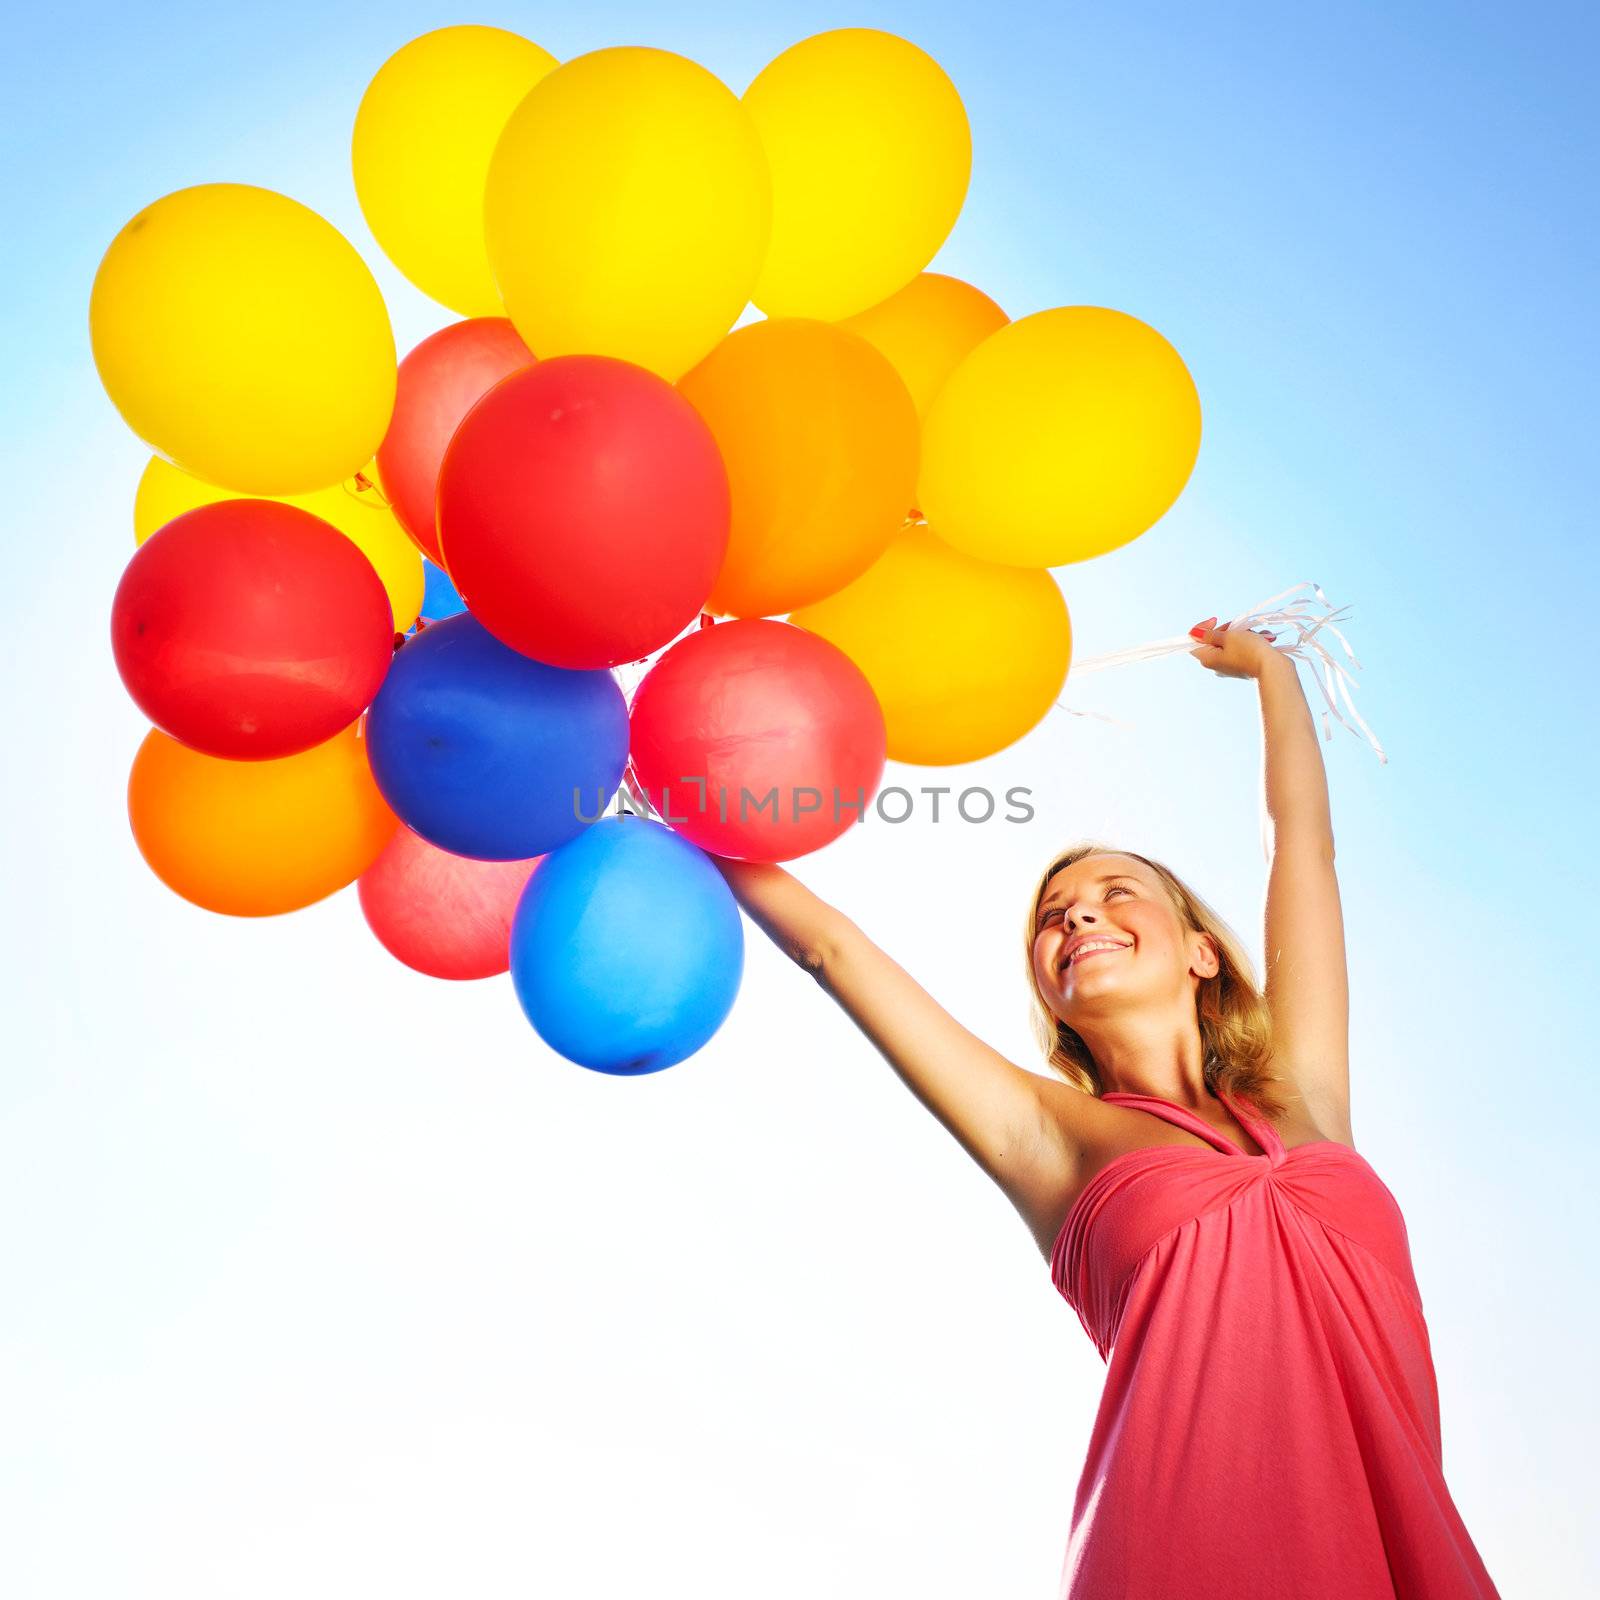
[1049,1088,1502,1598]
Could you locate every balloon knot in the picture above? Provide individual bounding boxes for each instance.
[344,471,390,509]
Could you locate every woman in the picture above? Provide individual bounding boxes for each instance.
[711,619,1501,1598]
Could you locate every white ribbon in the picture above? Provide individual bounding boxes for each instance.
[610,583,1388,817]
[1055,580,1387,765]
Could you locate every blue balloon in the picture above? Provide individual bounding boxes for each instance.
[367,613,628,860]
[509,816,744,1074]
[420,559,467,621]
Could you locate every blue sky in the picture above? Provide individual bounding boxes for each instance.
[3,4,1596,1595]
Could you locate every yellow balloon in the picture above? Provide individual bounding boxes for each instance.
[837,271,1008,420]
[677,319,919,618]
[790,523,1071,765]
[484,47,770,381]
[743,29,971,321]
[133,457,425,631]
[919,307,1202,568]
[90,184,396,496]
[353,26,559,316]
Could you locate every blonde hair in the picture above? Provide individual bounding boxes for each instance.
[1022,841,1292,1122]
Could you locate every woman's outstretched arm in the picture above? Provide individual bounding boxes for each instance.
[1191,620,1351,1140]
[708,856,1077,1248]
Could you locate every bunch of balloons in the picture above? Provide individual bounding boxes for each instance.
[91,24,1201,1075]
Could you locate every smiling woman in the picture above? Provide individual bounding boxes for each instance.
[707,623,1502,1598]
[1021,848,1286,1119]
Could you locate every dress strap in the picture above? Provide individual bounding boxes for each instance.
[1218,1087,1285,1164]
[1101,1087,1283,1165]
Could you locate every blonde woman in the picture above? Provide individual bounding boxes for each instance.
[711,619,1500,1598]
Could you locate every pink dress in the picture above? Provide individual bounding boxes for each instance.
[1049,1088,1501,1598]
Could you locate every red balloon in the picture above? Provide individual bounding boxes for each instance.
[375,317,535,566]
[438,356,730,669]
[358,825,541,980]
[111,500,394,760]
[629,618,886,862]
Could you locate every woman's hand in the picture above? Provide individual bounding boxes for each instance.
[1187,617,1286,681]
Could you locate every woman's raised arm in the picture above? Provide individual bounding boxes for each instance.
[1190,620,1351,1142]
[709,855,1079,1249]
[704,856,846,973]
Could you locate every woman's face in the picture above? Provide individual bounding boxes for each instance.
[1030,854,1217,1024]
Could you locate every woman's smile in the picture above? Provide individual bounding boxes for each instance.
[1060,936,1133,971]
[1070,941,1128,967]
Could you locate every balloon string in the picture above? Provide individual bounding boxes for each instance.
[618,758,659,820]
[1053,580,1388,765]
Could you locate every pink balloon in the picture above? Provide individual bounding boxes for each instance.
[358,825,541,980]
[375,318,536,565]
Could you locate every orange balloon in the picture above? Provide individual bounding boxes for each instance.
[837,272,1008,420]
[677,318,918,618]
[128,721,398,916]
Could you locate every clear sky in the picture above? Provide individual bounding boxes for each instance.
[2,3,1595,1595]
